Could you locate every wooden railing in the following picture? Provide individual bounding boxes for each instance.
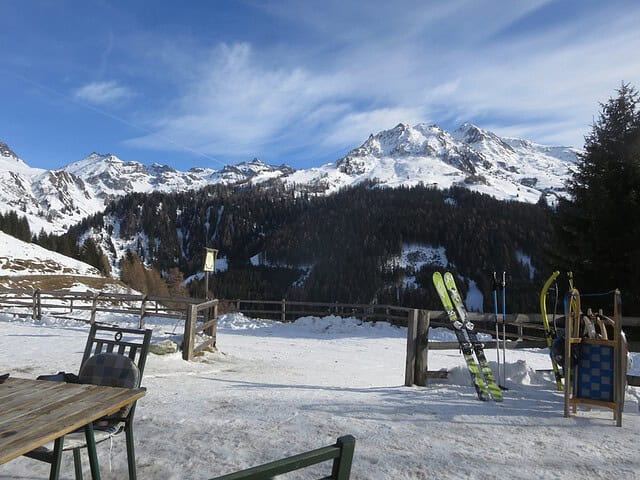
[229,298,638,338]
[0,288,217,361]
[1,288,638,365]
[183,299,219,361]
[228,299,413,325]
[404,310,557,387]
[0,287,199,326]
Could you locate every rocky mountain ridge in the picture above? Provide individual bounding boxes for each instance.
[0,123,579,235]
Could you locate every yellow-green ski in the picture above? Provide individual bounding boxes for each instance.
[443,272,503,402]
[433,272,490,401]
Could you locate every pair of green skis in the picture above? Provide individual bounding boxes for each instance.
[433,272,503,402]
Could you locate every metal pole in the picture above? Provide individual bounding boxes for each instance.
[492,272,500,384]
[501,271,507,389]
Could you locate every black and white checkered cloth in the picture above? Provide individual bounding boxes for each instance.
[79,352,141,426]
[79,352,140,389]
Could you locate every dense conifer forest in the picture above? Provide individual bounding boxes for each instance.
[44,183,554,313]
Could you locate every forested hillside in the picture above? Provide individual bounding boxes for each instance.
[24,86,640,315]
[54,182,553,312]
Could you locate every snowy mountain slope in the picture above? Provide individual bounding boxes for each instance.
[453,124,579,197]
[0,148,291,235]
[285,123,579,202]
[63,154,293,200]
[0,230,100,277]
[0,123,578,235]
[0,141,40,174]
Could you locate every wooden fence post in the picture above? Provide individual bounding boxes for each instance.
[405,309,419,386]
[90,293,99,325]
[139,295,147,329]
[414,310,430,386]
[205,302,218,338]
[183,304,198,361]
[615,289,623,427]
[281,298,286,323]
[32,289,41,320]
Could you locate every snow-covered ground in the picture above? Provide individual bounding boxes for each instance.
[1,312,639,479]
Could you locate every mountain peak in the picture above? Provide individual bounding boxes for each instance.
[87,152,118,160]
[0,140,38,173]
[0,141,19,160]
[454,123,494,142]
[150,162,176,173]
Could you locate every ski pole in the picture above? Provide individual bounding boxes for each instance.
[492,272,500,381]
[501,271,508,389]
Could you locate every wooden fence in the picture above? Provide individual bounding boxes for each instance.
[228,298,413,325]
[182,299,219,361]
[403,310,563,387]
[1,288,638,368]
[0,287,217,361]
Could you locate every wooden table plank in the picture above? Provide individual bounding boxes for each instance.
[1,381,124,428]
[2,385,138,436]
[1,381,86,416]
[0,378,145,465]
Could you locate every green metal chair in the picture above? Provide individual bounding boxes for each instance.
[25,323,152,480]
[209,435,356,480]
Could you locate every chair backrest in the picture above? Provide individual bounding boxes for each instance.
[209,435,356,480]
[81,323,152,381]
[79,352,142,422]
[79,324,152,425]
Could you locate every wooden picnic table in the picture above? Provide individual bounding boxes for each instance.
[0,376,145,478]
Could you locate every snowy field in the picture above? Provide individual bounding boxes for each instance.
[1,312,639,480]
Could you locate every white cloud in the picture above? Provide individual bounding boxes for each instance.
[74,81,133,105]
[424,14,640,146]
[126,43,353,158]
[124,1,640,163]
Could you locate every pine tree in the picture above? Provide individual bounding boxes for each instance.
[554,83,640,311]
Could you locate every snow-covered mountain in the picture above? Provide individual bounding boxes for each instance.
[0,146,292,235]
[0,123,579,235]
[284,123,579,202]
[62,153,294,201]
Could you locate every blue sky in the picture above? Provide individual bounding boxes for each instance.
[1,0,639,171]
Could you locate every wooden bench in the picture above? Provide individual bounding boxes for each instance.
[209,435,356,480]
